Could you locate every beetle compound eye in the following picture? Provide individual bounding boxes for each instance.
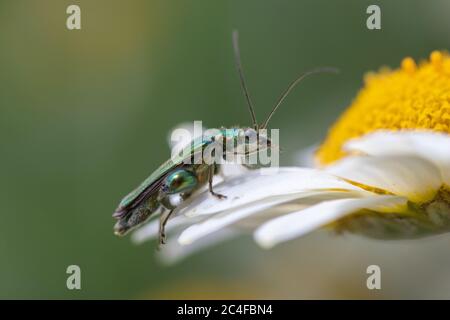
[164,169,198,194]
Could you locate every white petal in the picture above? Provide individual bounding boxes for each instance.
[131,214,203,244]
[295,144,319,168]
[178,190,362,245]
[326,154,442,203]
[254,195,407,248]
[157,228,238,265]
[345,130,450,185]
[219,163,250,178]
[177,167,366,217]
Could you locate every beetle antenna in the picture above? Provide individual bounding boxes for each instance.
[232,30,258,130]
[261,67,339,129]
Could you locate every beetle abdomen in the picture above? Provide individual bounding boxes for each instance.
[113,193,160,236]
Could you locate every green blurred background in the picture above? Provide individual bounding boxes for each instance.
[1,0,450,299]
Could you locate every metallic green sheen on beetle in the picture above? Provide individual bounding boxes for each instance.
[113,127,269,245]
[112,31,337,246]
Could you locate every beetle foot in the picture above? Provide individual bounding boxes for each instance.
[210,191,227,199]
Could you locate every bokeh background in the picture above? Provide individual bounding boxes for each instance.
[1,0,450,299]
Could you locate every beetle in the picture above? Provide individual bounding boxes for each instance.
[112,31,337,245]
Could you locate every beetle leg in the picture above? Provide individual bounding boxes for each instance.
[208,164,227,199]
[158,209,174,248]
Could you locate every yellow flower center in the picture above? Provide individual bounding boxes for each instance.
[316,51,450,165]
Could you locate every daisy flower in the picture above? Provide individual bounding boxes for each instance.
[133,51,450,263]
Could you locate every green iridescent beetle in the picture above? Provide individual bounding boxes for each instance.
[113,31,337,245]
